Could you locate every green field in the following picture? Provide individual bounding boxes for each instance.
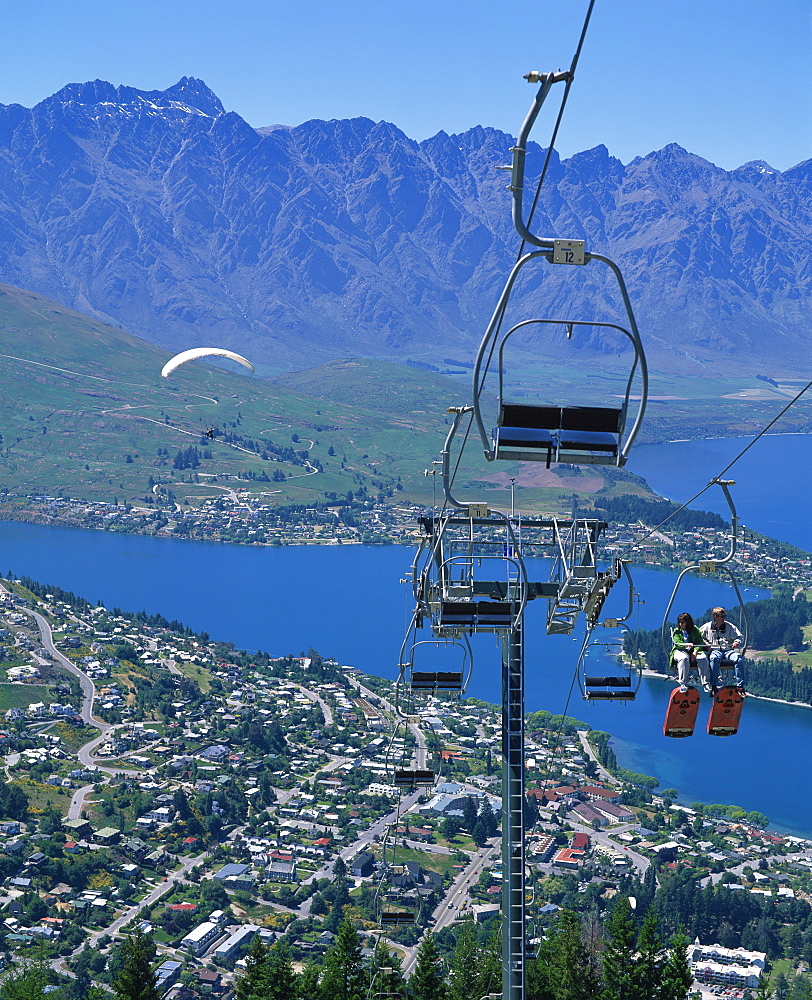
[371,843,463,877]
[0,683,51,712]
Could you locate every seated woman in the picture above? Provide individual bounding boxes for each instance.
[670,612,711,694]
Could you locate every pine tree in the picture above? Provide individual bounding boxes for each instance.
[266,941,298,1000]
[409,932,447,1000]
[600,896,639,1000]
[296,964,320,1000]
[659,931,693,1000]
[319,918,366,1000]
[371,938,406,999]
[478,797,498,837]
[633,912,663,1000]
[448,923,480,1000]
[548,910,600,1000]
[112,927,160,1000]
[462,796,478,833]
[327,856,351,931]
[773,973,790,1000]
[473,923,502,1000]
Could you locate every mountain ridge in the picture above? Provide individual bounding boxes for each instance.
[0,78,810,373]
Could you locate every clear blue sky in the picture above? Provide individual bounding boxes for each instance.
[3,0,810,171]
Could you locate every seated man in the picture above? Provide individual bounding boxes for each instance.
[700,607,745,691]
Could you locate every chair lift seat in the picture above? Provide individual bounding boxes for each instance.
[393,770,435,787]
[440,600,514,629]
[584,674,634,701]
[410,671,463,691]
[497,426,556,448]
[495,403,623,463]
[496,404,557,453]
[558,406,623,454]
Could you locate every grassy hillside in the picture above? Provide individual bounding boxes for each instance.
[2,281,805,518]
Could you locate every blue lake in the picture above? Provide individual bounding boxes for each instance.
[628,433,812,552]
[0,481,808,835]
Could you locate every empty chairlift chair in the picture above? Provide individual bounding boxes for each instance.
[471,77,647,471]
[478,315,646,468]
[393,770,435,788]
[379,910,415,927]
[583,674,635,701]
[409,670,464,692]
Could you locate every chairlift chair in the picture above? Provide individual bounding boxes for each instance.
[470,73,647,470]
[661,480,749,665]
[394,631,474,718]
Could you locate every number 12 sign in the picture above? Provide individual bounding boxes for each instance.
[552,239,585,265]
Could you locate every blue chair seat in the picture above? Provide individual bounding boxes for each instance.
[496,426,555,447]
[558,430,618,452]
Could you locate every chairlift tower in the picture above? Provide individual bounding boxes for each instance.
[397,60,647,1000]
[400,410,620,1000]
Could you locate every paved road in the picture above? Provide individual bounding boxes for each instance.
[576,729,615,783]
[302,785,426,888]
[296,684,334,725]
[401,836,501,975]
[67,784,98,820]
[349,675,427,769]
[20,603,108,735]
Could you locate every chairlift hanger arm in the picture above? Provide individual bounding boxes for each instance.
[712,478,740,563]
[510,72,572,249]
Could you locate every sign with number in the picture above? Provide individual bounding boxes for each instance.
[699,561,717,574]
[553,239,585,265]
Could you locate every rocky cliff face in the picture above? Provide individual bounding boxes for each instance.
[0,78,809,371]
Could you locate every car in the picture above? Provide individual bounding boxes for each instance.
[447,903,453,908]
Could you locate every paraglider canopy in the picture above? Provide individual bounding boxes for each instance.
[160,348,255,378]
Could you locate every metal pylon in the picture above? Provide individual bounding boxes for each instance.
[502,623,525,1000]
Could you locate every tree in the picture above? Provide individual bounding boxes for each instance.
[39,806,63,835]
[266,941,298,1000]
[659,931,693,1000]
[634,912,664,1000]
[462,797,478,833]
[319,918,365,1000]
[472,818,489,848]
[409,932,447,1000]
[235,937,270,1000]
[478,797,498,837]
[600,896,638,1000]
[296,964,320,1000]
[447,922,480,1000]
[327,856,351,931]
[441,816,461,841]
[111,927,160,1000]
[533,909,600,1000]
[371,939,405,999]
[0,961,61,1000]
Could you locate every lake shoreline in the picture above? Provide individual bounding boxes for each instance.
[640,665,812,711]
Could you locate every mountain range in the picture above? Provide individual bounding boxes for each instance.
[0,77,810,373]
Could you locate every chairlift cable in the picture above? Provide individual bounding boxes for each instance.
[520,0,597,257]
[535,642,585,793]
[614,373,812,561]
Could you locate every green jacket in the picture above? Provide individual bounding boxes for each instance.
[670,623,705,666]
